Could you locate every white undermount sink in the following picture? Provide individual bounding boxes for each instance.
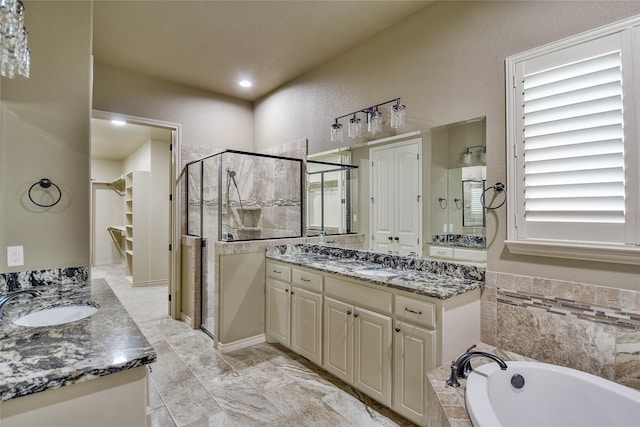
[14,305,98,327]
[354,269,397,278]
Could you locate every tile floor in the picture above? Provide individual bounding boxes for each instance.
[92,264,414,427]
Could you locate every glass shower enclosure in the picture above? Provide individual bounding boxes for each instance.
[186,149,304,339]
[186,149,304,242]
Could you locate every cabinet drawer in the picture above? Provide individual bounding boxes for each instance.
[325,276,392,315]
[292,268,323,292]
[395,295,436,329]
[266,261,291,282]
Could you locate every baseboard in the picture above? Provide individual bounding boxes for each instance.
[131,279,168,287]
[180,312,194,328]
[216,334,266,353]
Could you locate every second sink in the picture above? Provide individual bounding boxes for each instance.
[354,269,397,278]
[14,304,98,327]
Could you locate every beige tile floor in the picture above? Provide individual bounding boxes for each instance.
[92,264,414,427]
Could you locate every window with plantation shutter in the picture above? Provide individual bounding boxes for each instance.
[505,17,640,265]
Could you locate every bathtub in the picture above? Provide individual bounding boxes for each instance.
[465,361,640,427]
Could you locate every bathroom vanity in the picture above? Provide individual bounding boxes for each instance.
[0,279,156,427]
[265,244,483,425]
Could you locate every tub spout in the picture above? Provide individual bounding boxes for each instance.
[446,351,508,387]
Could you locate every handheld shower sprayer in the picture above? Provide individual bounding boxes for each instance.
[226,169,244,227]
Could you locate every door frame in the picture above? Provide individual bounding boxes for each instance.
[92,109,182,319]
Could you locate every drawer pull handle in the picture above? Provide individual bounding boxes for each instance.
[405,307,422,315]
[301,278,310,282]
[273,270,281,274]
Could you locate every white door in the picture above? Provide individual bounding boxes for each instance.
[370,139,422,255]
[291,287,323,366]
[371,147,395,253]
[265,280,291,346]
[394,143,421,255]
[353,307,392,406]
[323,296,353,384]
[393,321,436,424]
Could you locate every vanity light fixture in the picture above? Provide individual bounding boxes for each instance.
[0,0,30,79]
[463,145,485,165]
[330,97,406,143]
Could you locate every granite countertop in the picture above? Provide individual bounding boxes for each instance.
[0,278,156,402]
[266,244,484,300]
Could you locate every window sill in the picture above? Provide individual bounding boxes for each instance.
[505,240,640,266]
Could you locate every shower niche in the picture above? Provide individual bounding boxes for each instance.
[186,149,304,242]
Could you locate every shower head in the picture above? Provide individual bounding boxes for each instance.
[227,169,236,178]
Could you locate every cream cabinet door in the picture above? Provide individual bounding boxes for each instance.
[370,139,422,256]
[353,306,392,406]
[323,296,353,384]
[393,321,436,425]
[291,287,323,366]
[265,279,291,347]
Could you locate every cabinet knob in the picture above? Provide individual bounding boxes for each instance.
[394,236,399,241]
[291,291,294,295]
[395,327,401,333]
[285,289,289,293]
[347,310,352,315]
[388,236,393,241]
[354,313,359,318]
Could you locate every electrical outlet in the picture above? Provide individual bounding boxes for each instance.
[7,246,24,267]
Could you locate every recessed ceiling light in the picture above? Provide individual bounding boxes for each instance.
[111,119,126,126]
[238,80,253,88]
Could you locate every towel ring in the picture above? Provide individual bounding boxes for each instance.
[438,197,448,209]
[480,182,507,210]
[28,178,62,208]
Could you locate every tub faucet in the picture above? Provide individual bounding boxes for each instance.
[0,289,41,321]
[446,350,508,387]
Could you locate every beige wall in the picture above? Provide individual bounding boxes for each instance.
[0,1,92,272]
[93,63,254,151]
[254,1,640,290]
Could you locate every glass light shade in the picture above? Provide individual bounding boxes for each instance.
[348,116,362,139]
[368,109,382,134]
[463,148,472,165]
[0,0,30,79]
[390,104,406,129]
[331,122,344,143]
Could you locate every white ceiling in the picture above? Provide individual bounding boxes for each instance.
[91,118,171,161]
[91,1,431,160]
[91,0,431,101]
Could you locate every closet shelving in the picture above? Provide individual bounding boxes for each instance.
[124,171,150,285]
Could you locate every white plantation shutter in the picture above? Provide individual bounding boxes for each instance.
[522,51,625,225]
[506,21,640,262]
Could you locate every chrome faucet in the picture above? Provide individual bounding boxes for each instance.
[0,289,41,321]
[446,348,508,387]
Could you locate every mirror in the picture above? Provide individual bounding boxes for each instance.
[306,155,358,236]
[430,118,486,249]
[306,116,486,258]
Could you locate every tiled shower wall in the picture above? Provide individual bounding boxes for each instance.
[481,271,640,389]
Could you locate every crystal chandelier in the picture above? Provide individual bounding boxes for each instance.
[330,98,406,143]
[0,0,30,79]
